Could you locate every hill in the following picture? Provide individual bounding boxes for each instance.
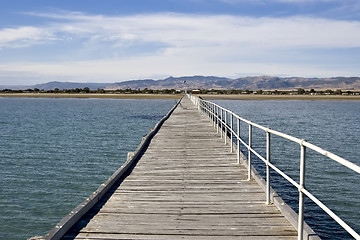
[0,81,110,90]
[1,76,360,90]
[32,81,110,90]
[106,76,360,90]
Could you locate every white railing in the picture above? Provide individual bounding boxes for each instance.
[187,94,360,240]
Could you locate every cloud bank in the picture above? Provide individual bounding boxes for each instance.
[1,11,360,84]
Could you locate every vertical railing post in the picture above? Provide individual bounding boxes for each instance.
[237,118,240,164]
[207,103,211,122]
[220,109,223,139]
[230,113,233,152]
[248,123,252,181]
[208,103,211,120]
[205,102,207,116]
[205,102,207,115]
[213,104,216,129]
[212,105,215,125]
[266,130,271,205]
[206,103,212,125]
[216,106,219,134]
[210,103,215,128]
[298,141,306,240]
[224,111,227,145]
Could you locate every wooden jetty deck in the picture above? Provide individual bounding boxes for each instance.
[60,96,298,239]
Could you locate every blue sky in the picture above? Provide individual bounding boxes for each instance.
[1,0,360,85]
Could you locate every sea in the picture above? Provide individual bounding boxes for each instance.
[214,99,360,239]
[0,97,359,239]
[0,97,177,240]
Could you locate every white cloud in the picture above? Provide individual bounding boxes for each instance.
[0,26,56,49]
[11,12,360,50]
[0,50,357,85]
[0,11,360,84]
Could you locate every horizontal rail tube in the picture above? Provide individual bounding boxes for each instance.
[189,94,360,240]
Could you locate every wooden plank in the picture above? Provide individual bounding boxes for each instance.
[64,233,297,240]
[63,96,298,239]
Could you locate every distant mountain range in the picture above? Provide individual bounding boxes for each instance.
[33,81,111,90]
[1,76,360,90]
[0,81,111,90]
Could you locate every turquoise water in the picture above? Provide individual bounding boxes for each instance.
[0,98,359,239]
[0,97,176,240]
[214,100,360,239]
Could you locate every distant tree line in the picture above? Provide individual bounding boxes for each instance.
[0,87,100,94]
[0,87,181,94]
[192,88,360,95]
[0,87,359,95]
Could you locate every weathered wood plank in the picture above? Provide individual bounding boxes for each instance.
[63,96,298,239]
[64,233,297,240]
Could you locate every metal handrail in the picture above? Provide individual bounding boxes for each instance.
[187,94,360,240]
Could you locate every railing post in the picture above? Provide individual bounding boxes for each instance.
[237,118,240,164]
[248,124,252,181]
[220,109,223,139]
[212,104,215,128]
[224,111,227,145]
[207,103,211,122]
[298,141,306,240]
[230,113,233,152]
[206,103,212,125]
[213,105,216,129]
[208,103,211,120]
[216,106,219,133]
[266,130,271,205]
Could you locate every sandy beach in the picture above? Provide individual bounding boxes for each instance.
[1,93,360,101]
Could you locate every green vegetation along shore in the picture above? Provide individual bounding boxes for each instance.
[1,92,360,101]
[0,93,182,99]
[199,94,360,101]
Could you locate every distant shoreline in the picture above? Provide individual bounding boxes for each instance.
[0,93,182,99]
[1,93,360,101]
[199,94,360,101]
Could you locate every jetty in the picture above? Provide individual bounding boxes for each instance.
[42,95,360,240]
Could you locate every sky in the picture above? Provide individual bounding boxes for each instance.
[1,0,360,85]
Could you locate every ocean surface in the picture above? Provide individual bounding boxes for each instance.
[0,97,176,240]
[214,99,359,239]
[0,97,359,239]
